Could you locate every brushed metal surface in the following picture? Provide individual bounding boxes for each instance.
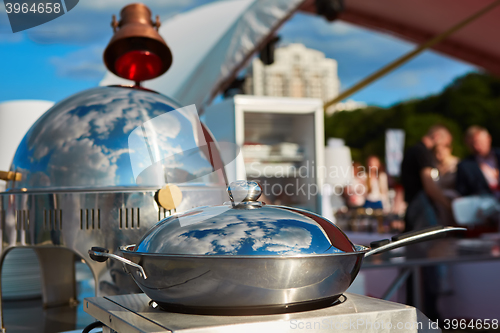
[84,178,361,309]
[0,186,227,328]
[115,247,363,309]
[88,224,466,310]
[132,181,355,257]
[34,248,76,308]
[0,84,231,329]
[6,86,222,190]
[94,221,463,309]
[84,293,440,333]
[0,84,230,331]
[134,204,356,256]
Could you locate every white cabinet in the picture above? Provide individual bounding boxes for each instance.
[204,95,325,213]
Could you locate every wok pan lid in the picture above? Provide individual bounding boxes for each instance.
[134,181,356,256]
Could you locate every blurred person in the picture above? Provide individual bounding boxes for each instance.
[434,143,460,225]
[433,142,460,297]
[456,126,500,234]
[389,184,406,232]
[400,124,452,322]
[363,155,389,211]
[435,144,459,190]
[401,125,452,231]
[456,126,500,198]
[343,162,366,208]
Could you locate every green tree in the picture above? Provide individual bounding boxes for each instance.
[325,72,500,163]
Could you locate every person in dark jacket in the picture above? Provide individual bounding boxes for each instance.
[456,126,500,198]
[456,126,500,235]
[401,125,452,231]
[400,124,452,322]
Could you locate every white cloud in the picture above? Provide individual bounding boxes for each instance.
[50,46,106,80]
[26,12,110,44]
[281,14,413,60]
[21,87,215,187]
[329,21,355,36]
[78,0,201,11]
[278,12,475,105]
[25,0,218,45]
[279,13,416,88]
[150,209,324,255]
[22,88,188,188]
[32,109,92,159]
[49,138,118,187]
[0,32,23,43]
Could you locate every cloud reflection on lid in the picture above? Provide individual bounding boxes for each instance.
[135,205,355,256]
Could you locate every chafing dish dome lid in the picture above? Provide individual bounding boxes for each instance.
[7,86,223,191]
[133,181,356,256]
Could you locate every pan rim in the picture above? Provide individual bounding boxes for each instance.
[120,244,370,259]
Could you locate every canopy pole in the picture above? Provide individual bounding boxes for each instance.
[324,0,500,111]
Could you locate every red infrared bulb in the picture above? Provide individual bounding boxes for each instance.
[115,50,163,82]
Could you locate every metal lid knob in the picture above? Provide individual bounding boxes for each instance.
[227,181,262,203]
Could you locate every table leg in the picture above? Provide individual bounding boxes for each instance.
[382,268,411,301]
[412,267,422,310]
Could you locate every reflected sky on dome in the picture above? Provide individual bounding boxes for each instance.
[128,104,222,185]
[135,206,348,256]
[9,86,230,190]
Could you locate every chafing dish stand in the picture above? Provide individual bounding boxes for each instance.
[84,293,440,333]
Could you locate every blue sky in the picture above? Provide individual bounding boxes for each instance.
[0,0,476,107]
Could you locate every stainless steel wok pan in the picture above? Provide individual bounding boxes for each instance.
[89,181,465,314]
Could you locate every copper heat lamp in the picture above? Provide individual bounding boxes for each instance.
[103,3,173,84]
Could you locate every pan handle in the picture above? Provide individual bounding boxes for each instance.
[364,226,466,257]
[88,246,147,279]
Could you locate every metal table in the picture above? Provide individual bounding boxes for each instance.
[362,238,500,309]
[84,293,440,333]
